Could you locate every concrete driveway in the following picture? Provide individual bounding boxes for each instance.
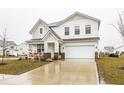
[0,59,98,85]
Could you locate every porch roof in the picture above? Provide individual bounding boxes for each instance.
[26,39,43,44]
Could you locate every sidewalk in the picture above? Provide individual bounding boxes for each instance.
[0,58,19,60]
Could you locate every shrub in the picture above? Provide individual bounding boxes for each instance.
[109,53,119,57]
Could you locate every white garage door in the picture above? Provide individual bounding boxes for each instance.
[65,45,95,58]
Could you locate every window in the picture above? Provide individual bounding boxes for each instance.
[10,46,14,49]
[37,44,44,53]
[40,28,43,34]
[20,48,23,50]
[85,25,91,34]
[37,44,41,53]
[41,44,44,51]
[75,26,80,35]
[64,27,69,35]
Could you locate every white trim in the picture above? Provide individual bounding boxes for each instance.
[42,31,59,41]
[65,45,95,47]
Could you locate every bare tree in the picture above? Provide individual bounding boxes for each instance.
[112,11,124,42]
[0,28,8,64]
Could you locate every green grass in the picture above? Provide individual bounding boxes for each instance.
[0,60,48,75]
[96,56,124,85]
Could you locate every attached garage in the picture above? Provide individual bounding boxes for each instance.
[65,45,95,59]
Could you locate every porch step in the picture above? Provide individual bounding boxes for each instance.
[46,58,53,62]
[58,55,61,59]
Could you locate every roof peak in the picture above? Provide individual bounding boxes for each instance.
[48,11,100,27]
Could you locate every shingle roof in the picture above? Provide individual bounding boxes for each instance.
[48,21,62,27]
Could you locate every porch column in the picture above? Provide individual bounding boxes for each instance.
[44,42,48,52]
[54,42,59,60]
[55,42,59,52]
[44,42,51,59]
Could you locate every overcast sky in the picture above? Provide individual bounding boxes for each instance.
[0,8,123,50]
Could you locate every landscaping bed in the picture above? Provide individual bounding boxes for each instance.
[96,56,124,84]
[0,56,17,58]
[0,60,48,75]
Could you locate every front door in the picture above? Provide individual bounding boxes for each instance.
[47,43,54,58]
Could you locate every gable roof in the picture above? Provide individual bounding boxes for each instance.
[42,28,61,41]
[29,18,61,40]
[29,19,50,34]
[48,11,101,27]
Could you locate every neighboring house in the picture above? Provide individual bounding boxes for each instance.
[26,12,100,59]
[0,40,18,56]
[18,42,29,55]
[104,46,114,54]
[114,45,124,55]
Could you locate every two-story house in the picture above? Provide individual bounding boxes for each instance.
[26,12,100,60]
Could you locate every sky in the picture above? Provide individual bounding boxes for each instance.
[0,8,123,51]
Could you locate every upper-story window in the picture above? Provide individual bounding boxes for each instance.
[10,46,14,49]
[64,27,69,35]
[85,25,91,34]
[75,26,80,35]
[40,28,43,34]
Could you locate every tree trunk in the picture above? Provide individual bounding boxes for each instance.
[1,48,5,64]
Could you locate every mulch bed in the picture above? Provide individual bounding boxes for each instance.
[119,67,124,70]
[0,63,8,66]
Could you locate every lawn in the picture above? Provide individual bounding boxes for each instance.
[96,56,124,85]
[0,60,48,75]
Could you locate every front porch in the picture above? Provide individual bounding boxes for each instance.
[27,30,65,60]
[28,42,65,60]
[44,42,61,60]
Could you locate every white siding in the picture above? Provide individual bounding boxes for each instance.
[52,15,99,39]
[32,23,49,39]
